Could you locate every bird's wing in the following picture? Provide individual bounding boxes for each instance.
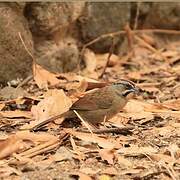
[70,88,114,111]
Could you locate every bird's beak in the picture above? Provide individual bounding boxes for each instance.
[133,86,142,95]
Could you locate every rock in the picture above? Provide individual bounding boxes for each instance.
[34,37,79,73]
[0,86,29,100]
[24,2,85,37]
[143,3,180,29]
[77,2,131,53]
[24,2,85,73]
[0,3,33,83]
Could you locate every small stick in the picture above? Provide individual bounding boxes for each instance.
[79,126,134,134]
[134,35,170,63]
[133,2,141,30]
[124,24,134,52]
[81,29,180,55]
[73,110,94,135]
[18,32,34,61]
[99,37,115,78]
[16,75,33,89]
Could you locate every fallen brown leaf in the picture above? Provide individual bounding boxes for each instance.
[0,135,25,159]
[101,167,118,176]
[22,89,72,130]
[64,129,117,149]
[33,63,60,89]
[0,110,32,119]
[99,149,115,165]
[117,145,158,156]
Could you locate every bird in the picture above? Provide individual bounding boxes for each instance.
[31,79,140,131]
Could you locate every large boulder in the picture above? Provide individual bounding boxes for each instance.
[77,2,131,53]
[143,2,180,29]
[24,2,85,73]
[0,3,33,83]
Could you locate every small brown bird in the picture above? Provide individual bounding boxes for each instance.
[31,79,140,131]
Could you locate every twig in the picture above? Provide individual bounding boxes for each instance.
[134,35,169,62]
[20,139,59,158]
[133,2,141,30]
[99,37,115,78]
[18,32,34,62]
[18,32,37,79]
[73,110,94,135]
[124,24,134,52]
[81,29,180,55]
[16,75,33,89]
[160,162,178,180]
[79,126,134,134]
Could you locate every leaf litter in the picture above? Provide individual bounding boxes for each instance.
[0,33,180,180]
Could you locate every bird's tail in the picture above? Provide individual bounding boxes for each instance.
[30,111,73,131]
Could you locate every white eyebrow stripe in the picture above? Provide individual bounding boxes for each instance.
[117,79,136,88]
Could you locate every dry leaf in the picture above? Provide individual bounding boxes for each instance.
[154,126,177,137]
[0,164,22,177]
[96,53,119,67]
[23,89,72,129]
[0,103,5,110]
[33,63,59,89]
[101,167,118,176]
[0,111,32,119]
[124,99,178,113]
[65,129,116,149]
[150,154,176,164]
[0,135,25,159]
[108,114,130,126]
[163,99,180,110]
[15,131,58,142]
[127,71,142,80]
[99,149,115,165]
[34,89,72,119]
[117,155,133,168]
[79,167,100,175]
[117,145,158,156]
[83,48,97,73]
[53,147,73,162]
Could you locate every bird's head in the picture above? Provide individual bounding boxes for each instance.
[112,79,140,99]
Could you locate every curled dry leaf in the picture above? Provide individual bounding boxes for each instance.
[22,89,72,129]
[35,89,72,118]
[33,63,60,89]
